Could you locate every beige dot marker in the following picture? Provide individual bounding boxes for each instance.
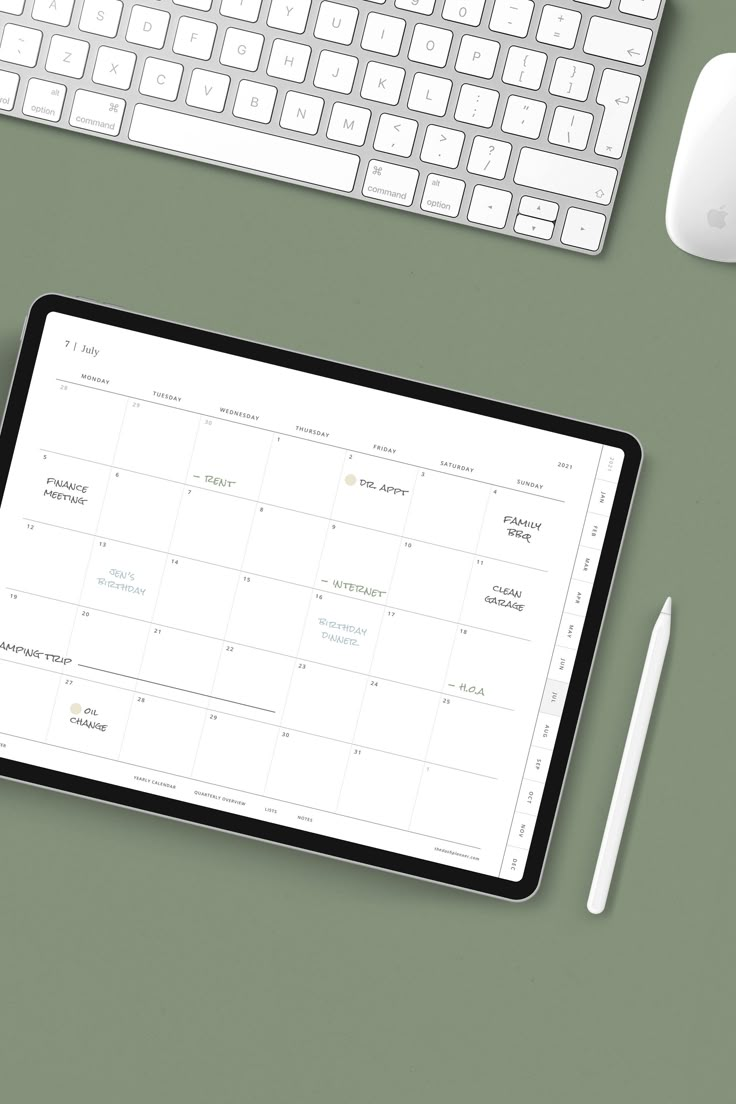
[70,703,82,714]
[345,474,357,486]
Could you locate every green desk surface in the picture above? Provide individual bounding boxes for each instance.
[0,3,732,1100]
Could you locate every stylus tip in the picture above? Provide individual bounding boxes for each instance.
[661,597,672,616]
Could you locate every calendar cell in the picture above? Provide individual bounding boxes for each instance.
[427,696,516,777]
[137,627,223,705]
[47,678,133,760]
[403,468,489,551]
[96,470,183,550]
[353,680,437,760]
[258,434,345,516]
[153,557,238,638]
[40,385,127,465]
[113,402,200,482]
[265,728,350,811]
[227,575,312,655]
[370,611,456,691]
[210,645,293,718]
[193,713,278,794]
[170,487,256,568]
[298,590,384,674]
[8,523,92,605]
[244,506,329,586]
[387,540,472,621]
[331,453,416,533]
[0,662,58,742]
[185,418,273,501]
[318,522,400,602]
[79,540,166,622]
[68,607,149,676]
[337,747,423,829]
[410,764,500,851]
[280,663,365,742]
[119,695,205,776]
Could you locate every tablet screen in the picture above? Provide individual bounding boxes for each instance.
[0,306,629,889]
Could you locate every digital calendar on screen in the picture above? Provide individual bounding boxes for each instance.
[0,308,626,884]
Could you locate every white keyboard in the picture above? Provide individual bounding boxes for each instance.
[0,0,665,253]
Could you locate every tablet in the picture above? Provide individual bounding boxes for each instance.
[0,295,640,900]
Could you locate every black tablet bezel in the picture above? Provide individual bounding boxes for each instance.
[0,294,641,900]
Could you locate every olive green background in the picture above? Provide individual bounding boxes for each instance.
[0,2,732,1100]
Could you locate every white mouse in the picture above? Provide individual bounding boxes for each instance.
[666,54,736,262]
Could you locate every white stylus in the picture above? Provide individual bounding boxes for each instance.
[587,598,672,915]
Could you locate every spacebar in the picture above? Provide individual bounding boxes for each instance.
[128,105,360,193]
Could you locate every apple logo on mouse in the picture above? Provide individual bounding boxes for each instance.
[707,205,728,230]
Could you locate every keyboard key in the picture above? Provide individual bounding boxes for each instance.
[0,24,42,67]
[489,0,533,37]
[514,213,554,239]
[619,0,660,15]
[518,195,558,220]
[0,0,24,13]
[267,0,311,33]
[515,147,617,204]
[313,49,358,93]
[502,95,546,138]
[280,89,324,134]
[421,124,464,168]
[454,83,498,127]
[129,103,360,189]
[219,0,261,18]
[373,112,417,156]
[408,72,452,116]
[442,0,484,26]
[466,135,511,178]
[93,46,136,89]
[220,27,264,71]
[455,35,499,79]
[595,68,640,158]
[561,207,606,251]
[233,77,276,121]
[573,0,609,5]
[408,23,453,67]
[395,0,434,11]
[69,88,125,134]
[173,16,217,59]
[360,60,404,104]
[186,67,230,110]
[139,56,183,99]
[362,159,418,206]
[361,13,405,56]
[0,68,20,109]
[174,0,212,9]
[314,2,358,45]
[78,0,122,37]
[536,5,581,49]
[583,16,652,66]
[45,34,88,78]
[467,184,511,227]
[267,38,311,81]
[22,76,65,120]
[31,0,74,24]
[326,100,370,144]
[502,46,547,90]
[421,173,465,216]
[548,105,593,150]
[126,6,170,49]
[548,57,594,100]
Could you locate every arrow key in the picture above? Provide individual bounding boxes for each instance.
[561,207,607,252]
